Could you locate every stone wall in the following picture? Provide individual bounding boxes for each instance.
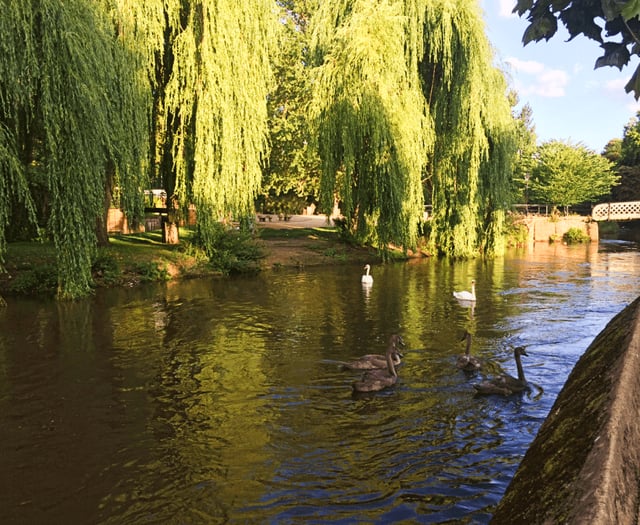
[519,215,599,244]
[491,296,640,524]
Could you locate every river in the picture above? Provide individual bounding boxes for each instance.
[1,238,640,524]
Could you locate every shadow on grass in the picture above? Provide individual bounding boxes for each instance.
[257,227,340,241]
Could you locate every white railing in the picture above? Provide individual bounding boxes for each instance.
[591,202,640,221]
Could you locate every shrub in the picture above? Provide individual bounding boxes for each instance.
[8,264,58,296]
[563,227,590,244]
[134,261,169,282]
[92,252,121,286]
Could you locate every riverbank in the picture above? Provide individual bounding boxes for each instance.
[491,295,640,524]
[0,215,415,297]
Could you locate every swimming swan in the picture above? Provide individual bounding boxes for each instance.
[339,334,405,370]
[352,338,400,393]
[473,347,529,396]
[361,264,373,284]
[456,331,482,372]
[453,280,476,302]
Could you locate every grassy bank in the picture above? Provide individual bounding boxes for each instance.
[0,228,248,297]
[0,224,392,298]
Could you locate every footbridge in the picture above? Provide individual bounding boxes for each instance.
[592,201,640,221]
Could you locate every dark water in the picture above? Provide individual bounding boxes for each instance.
[1,240,640,524]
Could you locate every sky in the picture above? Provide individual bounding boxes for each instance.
[480,1,640,153]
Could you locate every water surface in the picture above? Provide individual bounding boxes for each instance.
[1,240,639,523]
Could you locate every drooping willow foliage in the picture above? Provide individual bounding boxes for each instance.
[0,0,278,298]
[420,0,516,257]
[310,0,516,257]
[310,0,432,251]
[112,0,277,255]
[0,0,148,298]
[174,1,276,252]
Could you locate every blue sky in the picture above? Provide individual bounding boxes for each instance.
[481,1,640,153]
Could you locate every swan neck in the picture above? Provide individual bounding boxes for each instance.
[386,348,397,377]
[515,352,526,382]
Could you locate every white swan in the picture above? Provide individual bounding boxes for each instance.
[361,264,373,284]
[453,279,476,301]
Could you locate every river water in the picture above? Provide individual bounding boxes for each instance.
[1,238,640,524]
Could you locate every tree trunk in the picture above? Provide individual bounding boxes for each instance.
[96,162,115,247]
[162,211,179,244]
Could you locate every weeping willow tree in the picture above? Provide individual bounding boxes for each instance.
[310,0,432,251]
[310,0,515,257]
[112,0,277,255]
[420,0,516,257]
[0,0,148,299]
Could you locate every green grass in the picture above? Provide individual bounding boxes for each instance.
[0,227,258,296]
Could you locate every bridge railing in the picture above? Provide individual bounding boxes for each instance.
[592,201,640,221]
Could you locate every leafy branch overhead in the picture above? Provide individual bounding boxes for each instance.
[514,0,640,98]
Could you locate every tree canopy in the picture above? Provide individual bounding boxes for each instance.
[420,0,516,257]
[0,0,148,298]
[1,0,525,298]
[609,111,640,201]
[0,0,279,298]
[262,0,321,215]
[529,140,619,209]
[310,0,516,257]
[310,0,432,251]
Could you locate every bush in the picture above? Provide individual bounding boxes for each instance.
[92,252,121,286]
[563,227,590,244]
[192,223,263,274]
[8,264,58,296]
[134,261,169,282]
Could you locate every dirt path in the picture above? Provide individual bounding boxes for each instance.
[254,214,379,269]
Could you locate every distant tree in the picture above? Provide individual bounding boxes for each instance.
[261,0,321,215]
[529,140,619,211]
[511,96,538,203]
[602,138,623,164]
[513,1,640,98]
[610,112,640,201]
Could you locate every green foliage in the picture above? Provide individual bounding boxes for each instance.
[134,261,169,282]
[514,0,640,99]
[529,140,620,208]
[310,0,431,252]
[263,1,321,206]
[610,112,640,201]
[511,99,538,203]
[505,213,529,247]
[8,264,58,296]
[0,1,148,299]
[92,252,121,286]
[161,0,278,251]
[563,227,590,244]
[422,0,517,258]
[620,111,640,164]
[193,222,263,274]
